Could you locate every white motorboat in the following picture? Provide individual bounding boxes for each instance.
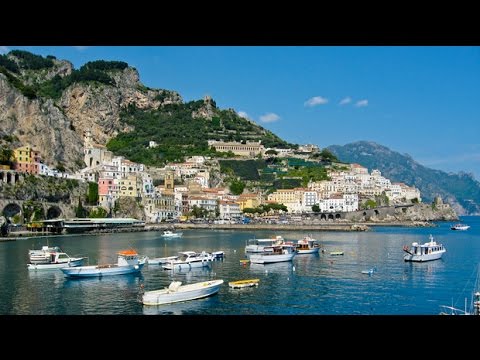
[61,249,146,278]
[147,255,179,265]
[403,234,446,262]
[296,236,320,254]
[27,245,85,270]
[162,251,214,270]
[142,279,224,305]
[162,230,183,238]
[248,244,296,264]
[450,223,470,231]
[245,235,285,253]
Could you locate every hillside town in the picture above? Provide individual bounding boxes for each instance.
[1,129,422,224]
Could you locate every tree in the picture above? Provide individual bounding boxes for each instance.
[312,204,320,213]
[229,179,245,195]
[0,146,14,165]
[265,149,278,155]
[87,182,99,205]
[75,197,86,218]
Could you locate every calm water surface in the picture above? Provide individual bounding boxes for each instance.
[1,216,479,315]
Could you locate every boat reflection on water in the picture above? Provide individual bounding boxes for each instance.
[63,272,144,290]
[249,261,294,276]
[28,269,65,284]
[142,295,213,315]
[164,266,213,282]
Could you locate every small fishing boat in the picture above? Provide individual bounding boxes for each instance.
[296,236,320,254]
[142,279,224,305]
[60,249,146,278]
[248,244,296,264]
[330,251,344,256]
[228,279,260,289]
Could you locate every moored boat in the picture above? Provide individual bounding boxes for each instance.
[142,279,224,305]
[245,235,285,253]
[60,249,146,278]
[228,279,260,289]
[248,244,296,264]
[162,251,213,270]
[403,234,446,262]
[296,236,320,254]
[162,230,183,238]
[27,245,85,270]
[147,255,179,265]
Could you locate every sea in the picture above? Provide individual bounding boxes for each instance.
[1,216,479,315]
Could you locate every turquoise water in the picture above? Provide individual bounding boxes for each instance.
[1,216,478,315]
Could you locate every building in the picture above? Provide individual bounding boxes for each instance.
[13,145,41,174]
[208,140,264,157]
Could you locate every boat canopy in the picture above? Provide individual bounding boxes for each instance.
[118,249,138,256]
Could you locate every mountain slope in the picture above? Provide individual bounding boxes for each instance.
[327,141,480,215]
[0,50,292,170]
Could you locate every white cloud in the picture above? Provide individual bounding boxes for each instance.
[304,96,328,107]
[238,111,249,119]
[0,46,10,54]
[259,113,280,123]
[72,46,89,51]
[339,96,351,105]
[355,99,368,107]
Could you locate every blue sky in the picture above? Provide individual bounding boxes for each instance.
[2,46,480,180]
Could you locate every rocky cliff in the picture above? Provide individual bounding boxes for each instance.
[0,51,181,171]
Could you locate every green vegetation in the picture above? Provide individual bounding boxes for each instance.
[0,55,19,73]
[106,100,292,167]
[81,60,128,71]
[282,166,329,186]
[273,178,302,189]
[87,182,99,205]
[75,197,87,218]
[10,50,54,70]
[312,204,320,213]
[0,66,37,99]
[220,160,266,180]
[411,197,419,204]
[229,179,245,195]
[89,207,108,218]
[362,199,377,209]
[0,145,14,166]
[243,203,288,215]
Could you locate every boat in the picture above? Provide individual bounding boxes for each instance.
[403,234,446,262]
[450,223,470,231]
[248,244,296,264]
[330,251,344,256]
[161,230,183,238]
[162,251,214,270]
[229,279,260,289]
[60,249,146,278]
[147,255,179,265]
[361,267,377,275]
[245,235,285,253]
[142,279,224,305]
[211,251,225,260]
[27,245,86,270]
[296,236,320,254]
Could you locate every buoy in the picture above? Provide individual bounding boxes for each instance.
[292,266,296,272]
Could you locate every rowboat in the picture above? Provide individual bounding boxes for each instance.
[228,279,260,289]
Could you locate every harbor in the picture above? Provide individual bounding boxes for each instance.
[0,216,477,315]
